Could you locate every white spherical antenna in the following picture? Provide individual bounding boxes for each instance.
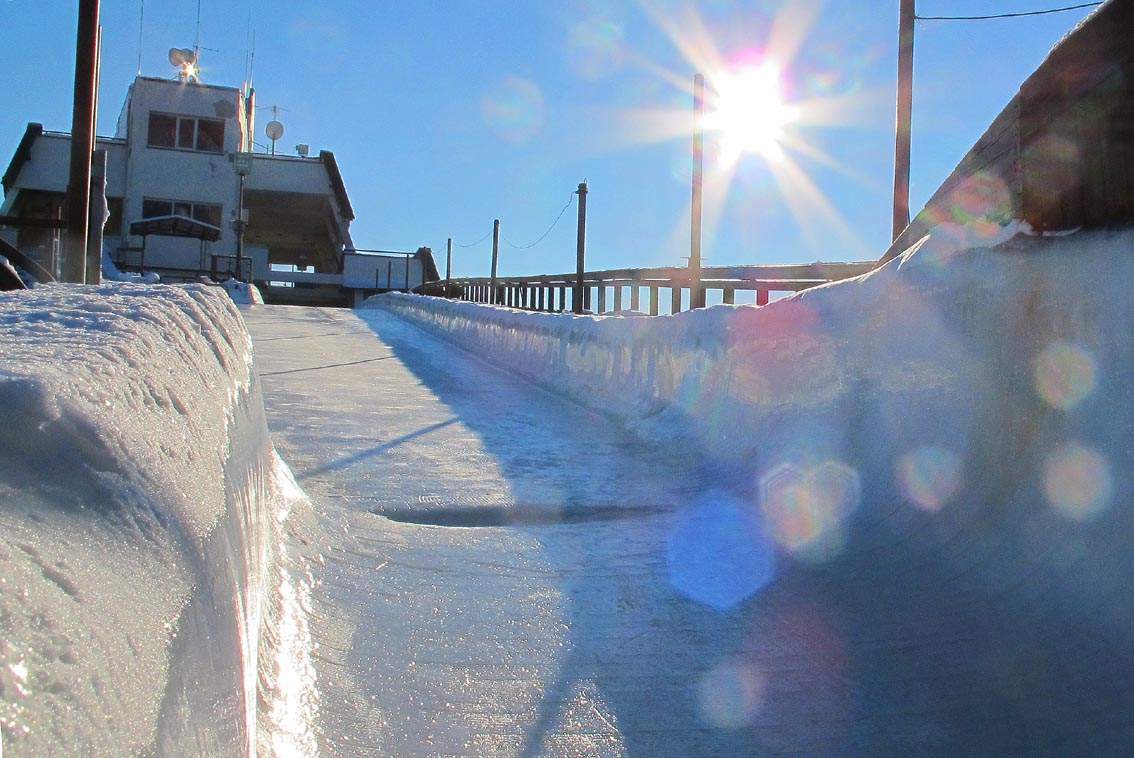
[265,121,285,141]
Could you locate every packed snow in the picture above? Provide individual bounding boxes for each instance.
[2,219,1131,754]
[0,284,315,755]
[100,248,160,284]
[218,278,265,305]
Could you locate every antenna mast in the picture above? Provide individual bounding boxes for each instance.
[193,0,202,63]
[137,0,145,74]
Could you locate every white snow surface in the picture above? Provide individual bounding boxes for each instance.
[220,278,265,305]
[101,248,160,284]
[0,284,315,756]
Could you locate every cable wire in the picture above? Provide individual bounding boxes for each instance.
[454,229,493,248]
[502,194,575,250]
[916,2,1100,20]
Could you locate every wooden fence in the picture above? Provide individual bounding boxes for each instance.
[420,261,877,315]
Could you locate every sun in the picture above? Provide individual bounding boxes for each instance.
[704,63,792,162]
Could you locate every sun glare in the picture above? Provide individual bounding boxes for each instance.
[706,63,791,162]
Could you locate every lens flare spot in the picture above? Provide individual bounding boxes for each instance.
[1043,442,1112,520]
[698,660,766,729]
[666,491,775,611]
[760,460,859,562]
[566,16,625,80]
[896,446,963,512]
[482,76,545,143]
[1034,341,1097,411]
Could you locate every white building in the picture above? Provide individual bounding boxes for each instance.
[2,74,432,305]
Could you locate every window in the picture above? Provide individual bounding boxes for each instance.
[147,112,225,153]
[195,119,224,152]
[142,198,172,218]
[142,197,223,227]
[105,198,124,236]
[147,113,177,148]
[191,203,222,227]
[178,119,195,149]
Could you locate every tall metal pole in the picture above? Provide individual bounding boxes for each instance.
[64,0,101,283]
[892,0,915,241]
[574,182,587,314]
[490,219,500,304]
[235,172,246,280]
[689,73,705,309]
[445,237,452,285]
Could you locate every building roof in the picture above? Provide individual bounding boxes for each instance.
[2,123,42,193]
[129,214,222,241]
[319,150,355,221]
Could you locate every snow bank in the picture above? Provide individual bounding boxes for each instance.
[371,223,1133,587]
[0,284,314,755]
[219,278,264,305]
[101,249,160,284]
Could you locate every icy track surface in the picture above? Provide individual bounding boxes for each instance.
[251,229,1132,756]
[0,284,315,756]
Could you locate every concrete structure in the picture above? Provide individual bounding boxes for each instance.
[1,74,435,304]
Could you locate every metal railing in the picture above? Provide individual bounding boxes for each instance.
[421,261,878,315]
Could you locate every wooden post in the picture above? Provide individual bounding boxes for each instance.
[722,288,734,305]
[649,286,659,316]
[893,0,915,241]
[671,283,682,314]
[490,219,500,303]
[630,283,640,312]
[574,182,587,313]
[614,285,622,313]
[559,284,567,312]
[757,289,769,306]
[689,73,705,309]
[445,237,452,288]
[63,0,101,283]
[597,285,606,314]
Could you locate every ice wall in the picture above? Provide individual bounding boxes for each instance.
[0,284,313,756]
[372,227,1134,748]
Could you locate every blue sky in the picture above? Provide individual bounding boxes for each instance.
[0,1,1098,279]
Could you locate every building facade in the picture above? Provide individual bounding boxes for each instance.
[0,74,391,303]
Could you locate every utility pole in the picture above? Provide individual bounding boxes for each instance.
[689,73,705,309]
[233,151,252,281]
[892,0,915,241]
[490,219,500,304]
[445,237,453,296]
[574,182,588,314]
[63,0,101,283]
[235,172,246,280]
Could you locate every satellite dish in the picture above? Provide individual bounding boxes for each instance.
[168,48,196,67]
[265,121,285,141]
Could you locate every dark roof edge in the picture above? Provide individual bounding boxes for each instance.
[3,123,43,194]
[320,150,355,221]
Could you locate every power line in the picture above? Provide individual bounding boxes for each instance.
[454,229,493,248]
[916,2,1101,21]
[502,194,575,250]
